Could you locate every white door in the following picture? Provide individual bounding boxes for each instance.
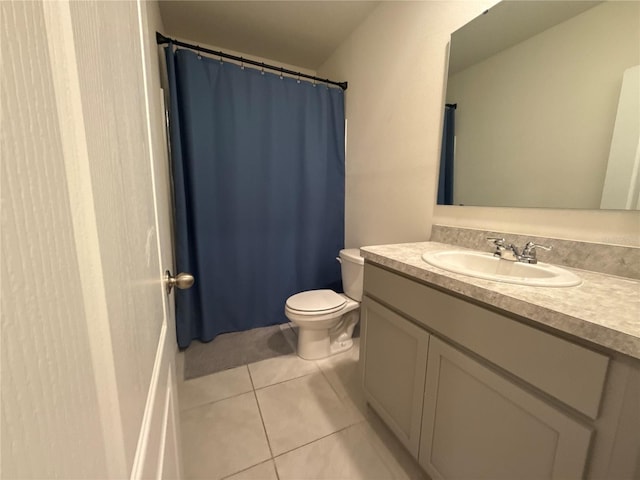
[1,1,182,478]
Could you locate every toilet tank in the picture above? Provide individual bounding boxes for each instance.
[339,248,364,302]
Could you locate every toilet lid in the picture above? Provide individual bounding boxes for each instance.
[286,289,347,314]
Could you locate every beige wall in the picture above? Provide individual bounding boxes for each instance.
[318,1,496,249]
[448,1,639,209]
[319,0,640,248]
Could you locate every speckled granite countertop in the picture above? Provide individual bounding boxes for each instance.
[361,242,640,360]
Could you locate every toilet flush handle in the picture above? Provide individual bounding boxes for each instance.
[336,257,342,264]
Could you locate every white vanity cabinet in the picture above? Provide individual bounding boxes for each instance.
[360,262,640,480]
[360,298,430,457]
[419,336,591,479]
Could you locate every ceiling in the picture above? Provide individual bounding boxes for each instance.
[158,1,380,70]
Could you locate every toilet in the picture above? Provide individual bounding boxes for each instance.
[285,248,364,360]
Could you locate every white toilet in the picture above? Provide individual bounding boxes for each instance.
[284,248,364,360]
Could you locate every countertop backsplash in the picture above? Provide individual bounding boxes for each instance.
[430,224,640,280]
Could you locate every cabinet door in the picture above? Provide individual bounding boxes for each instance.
[419,337,592,480]
[361,297,430,457]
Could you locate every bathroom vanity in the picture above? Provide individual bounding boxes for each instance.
[359,241,640,479]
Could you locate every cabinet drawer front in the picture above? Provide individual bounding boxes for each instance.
[364,263,609,419]
[361,297,429,457]
[420,337,592,479]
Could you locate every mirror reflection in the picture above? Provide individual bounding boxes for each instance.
[438,1,640,210]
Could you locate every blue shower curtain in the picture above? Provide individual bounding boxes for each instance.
[437,104,456,205]
[165,46,345,349]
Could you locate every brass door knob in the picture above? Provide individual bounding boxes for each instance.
[165,270,194,294]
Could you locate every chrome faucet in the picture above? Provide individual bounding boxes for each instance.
[519,241,552,264]
[487,238,552,264]
[487,237,520,261]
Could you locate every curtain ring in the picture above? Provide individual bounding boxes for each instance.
[261,63,265,75]
[196,45,202,59]
[296,73,300,84]
[279,67,284,80]
[240,57,245,70]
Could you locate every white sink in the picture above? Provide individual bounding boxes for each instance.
[422,250,581,287]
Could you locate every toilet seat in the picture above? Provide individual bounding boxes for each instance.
[284,249,363,360]
[285,289,347,315]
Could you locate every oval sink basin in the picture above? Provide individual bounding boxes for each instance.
[422,250,581,287]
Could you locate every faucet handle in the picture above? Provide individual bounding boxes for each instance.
[522,241,552,255]
[487,237,509,258]
[487,237,506,246]
[520,241,552,263]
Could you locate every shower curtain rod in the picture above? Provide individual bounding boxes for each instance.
[156,32,348,91]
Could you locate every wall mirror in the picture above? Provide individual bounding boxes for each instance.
[438,0,640,210]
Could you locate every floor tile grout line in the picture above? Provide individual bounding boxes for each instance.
[179,389,254,413]
[218,459,276,480]
[179,341,397,480]
[252,367,320,392]
[316,360,346,401]
[180,330,406,479]
[315,352,363,407]
[178,380,255,413]
[248,357,362,476]
[180,361,321,413]
[271,421,365,459]
[247,365,281,480]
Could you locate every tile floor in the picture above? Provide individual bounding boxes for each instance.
[178,330,429,480]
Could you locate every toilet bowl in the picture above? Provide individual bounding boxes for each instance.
[285,249,364,360]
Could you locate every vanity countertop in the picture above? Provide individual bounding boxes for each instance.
[360,242,640,360]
